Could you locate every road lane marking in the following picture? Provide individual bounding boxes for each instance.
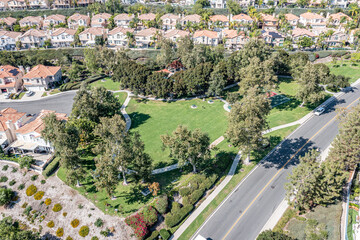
[221,96,360,240]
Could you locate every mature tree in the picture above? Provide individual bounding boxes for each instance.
[94,153,120,197]
[131,132,153,182]
[183,62,213,95]
[298,36,314,49]
[161,125,211,173]
[95,35,106,46]
[238,57,277,94]
[257,230,294,240]
[145,72,173,98]
[105,0,124,14]
[207,60,228,96]
[84,48,98,74]
[0,188,14,206]
[271,50,290,75]
[295,63,326,107]
[226,88,271,164]
[71,86,121,123]
[0,217,39,240]
[288,52,309,77]
[227,0,242,15]
[18,156,35,170]
[156,39,175,67]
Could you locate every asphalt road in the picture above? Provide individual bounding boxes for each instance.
[0,92,76,115]
[194,86,360,240]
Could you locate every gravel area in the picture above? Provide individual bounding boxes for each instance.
[0,161,135,240]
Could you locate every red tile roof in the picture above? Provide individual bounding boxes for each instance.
[23,65,61,79]
[0,108,26,132]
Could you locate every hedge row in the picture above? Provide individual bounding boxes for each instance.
[60,74,106,91]
[145,230,159,240]
[165,202,193,228]
[159,229,170,240]
[42,158,59,177]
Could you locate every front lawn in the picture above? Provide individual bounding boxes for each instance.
[126,98,229,168]
[326,61,360,83]
[90,77,120,91]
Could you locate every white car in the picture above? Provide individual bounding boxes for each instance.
[314,107,325,116]
[26,91,34,97]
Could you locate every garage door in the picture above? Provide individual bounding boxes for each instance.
[28,86,45,91]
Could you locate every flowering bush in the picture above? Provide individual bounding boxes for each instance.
[45,198,52,205]
[66,237,73,240]
[125,206,158,239]
[26,185,37,196]
[56,228,64,237]
[34,191,44,200]
[52,203,62,212]
[79,226,89,237]
[71,219,80,228]
[47,221,55,228]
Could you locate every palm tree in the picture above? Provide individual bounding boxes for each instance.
[126,31,135,47]
[349,4,360,18]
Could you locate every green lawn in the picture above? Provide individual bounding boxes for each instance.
[326,61,360,83]
[113,92,128,106]
[178,124,299,240]
[347,208,358,240]
[49,89,61,95]
[90,77,121,91]
[127,98,229,168]
[277,78,300,97]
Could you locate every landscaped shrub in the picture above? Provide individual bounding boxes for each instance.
[18,184,25,190]
[179,187,192,197]
[63,212,67,217]
[0,188,14,206]
[154,195,168,214]
[41,180,46,184]
[182,189,203,205]
[21,202,28,208]
[0,176,8,182]
[165,203,193,228]
[71,219,80,228]
[100,228,110,237]
[42,158,59,177]
[146,230,159,240]
[2,165,8,171]
[34,191,45,200]
[31,175,38,181]
[91,237,99,240]
[66,237,73,240]
[9,180,16,186]
[56,228,64,237]
[125,214,148,239]
[79,226,89,237]
[11,167,17,173]
[159,229,170,240]
[52,203,62,212]
[47,221,55,228]
[26,185,37,196]
[318,51,332,59]
[94,218,103,227]
[45,198,52,205]
[141,206,158,226]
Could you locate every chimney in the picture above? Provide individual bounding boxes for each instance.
[5,120,17,143]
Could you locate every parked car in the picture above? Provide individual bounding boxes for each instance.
[314,107,325,116]
[26,91,34,97]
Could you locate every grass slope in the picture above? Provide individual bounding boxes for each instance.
[326,62,360,84]
[90,77,120,91]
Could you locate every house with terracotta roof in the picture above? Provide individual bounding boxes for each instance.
[0,0,8,11]
[180,14,201,26]
[77,0,94,6]
[67,13,90,29]
[28,0,48,8]
[91,13,112,28]
[22,65,62,91]
[50,28,76,47]
[328,12,351,26]
[232,13,253,25]
[291,27,317,41]
[261,14,278,30]
[19,16,43,29]
[325,31,348,46]
[7,0,27,10]
[139,13,156,22]
[52,0,71,8]
[0,65,23,94]
[284,13,299,27]
[222,29,249,50]
[19,29,47,48]
[108,27,134,46]
[299,12,325,28]
[161,14,180,30]
[193,30,220,46]
[8,110,67,155]
[43,14,66,29]
[78,27,107,46]
[209,15,229,29]
[0,17,16,29]
[260,30,285,47]
[163,29,190,43]
[135,28,162,48]
[0,108,27,149]
[114,13,133,28]
[0,30,21,50]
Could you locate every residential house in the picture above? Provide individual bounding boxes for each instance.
[77,0,94,6]
[222,29,248,50]
[193,30,220,46]
[43,14,66,29]
[261,14,278,30]
[0,108,27,149]
[0,65,23,94]
[135,27,161,48]
[0,17,17,29]
[328,12,351,26]
[231,13,253,25]
[160,14,180,30]
[19,29,47,48]
[299,12,326,28]
[0,0,7,11]
[50,28,76,47]
[329,0,348,8]
[209,15,229,30]
[349,28,360,44]
[210,0,226,8]
[91,13,112,28]
[284,13,299,28]
[19,16,43,29]
[22,64,62,91]
[163,29,190,43]
[52,0,71,8]
[260,30,285,47]
[114,13,133,28]
[138,13,156,29]
[67,13,90,29]
[237,0,255,6]
[107,27,134,46]
[0,30,21,50]
[78,27,107,46]
[180,14,201,26]
[291,27,317,41]
[325,31,348,46]
[28,0,48,9]
[7,0,27,10]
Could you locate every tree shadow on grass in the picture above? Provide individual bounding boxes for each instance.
[128,112,150,129]
[273,98,301,111]
[120,185,153,205]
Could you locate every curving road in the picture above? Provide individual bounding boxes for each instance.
[192,84,360,240]
[0,92,76,115]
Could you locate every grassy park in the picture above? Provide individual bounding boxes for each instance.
[90,77,121,91]
[326,61,360,83]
